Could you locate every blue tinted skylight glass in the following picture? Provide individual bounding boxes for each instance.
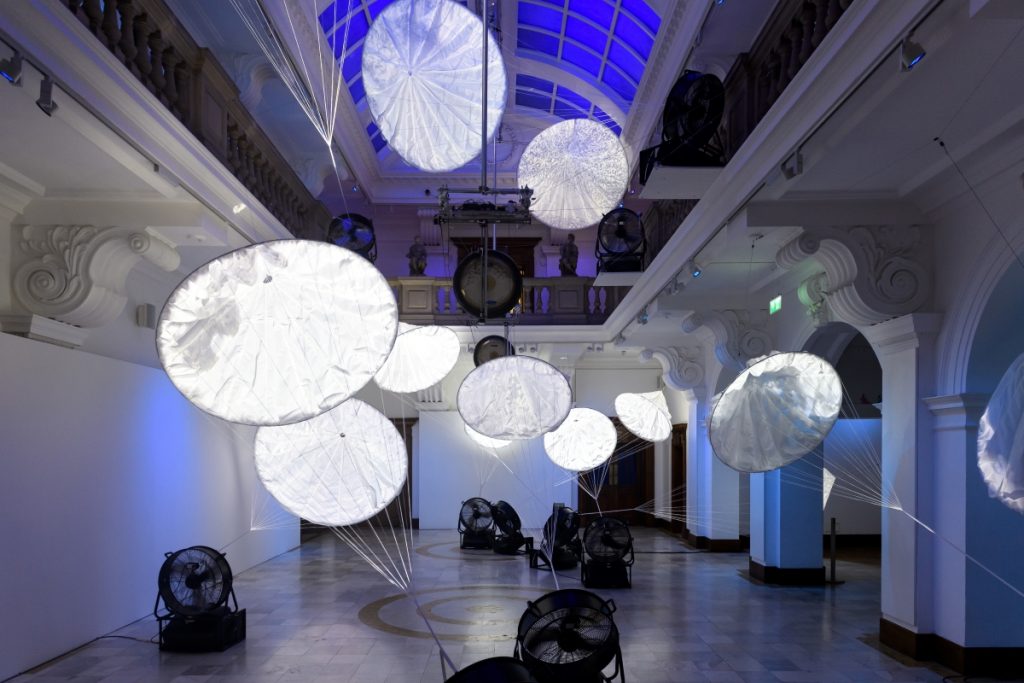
[620,0,661,35]
[516,74,555,94]
[556,85,589,110]
[516,91,552,112]
[371,134,387,152]
[560,42,602,77]
[342,44,363,82]
[348,79,365,104]
[613,12,654,59]
[366,121,379,137]
[368,0,391,20]
[565,16,607,54]
[602,65,636,102]
[553,100,588,120]
[569,0,614,29]
[608,41,643,84]
[518,28,560,56]
[518,1,563,33]
[346,9,370,45]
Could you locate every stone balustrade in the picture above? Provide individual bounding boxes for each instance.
[62,0,331,239]
[388,277,628,326]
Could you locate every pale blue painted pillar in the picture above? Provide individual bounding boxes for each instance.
[749,456,824,583]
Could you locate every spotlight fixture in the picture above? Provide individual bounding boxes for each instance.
[687,260,702,278]
[232,203,247,214]
[35,74,57,116]
[1,52,23,85]
[637,307,649,325]
[899,35,926,72]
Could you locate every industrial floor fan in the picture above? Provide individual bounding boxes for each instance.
[492,500,526,555]
[447,656,539,682]
[596,208,645,274]
[154,545,245,652]
[581,517,635,589]
[327,213,377,262]
[534,505,582,570]
[459,497,495,549]
[515,588,625,683]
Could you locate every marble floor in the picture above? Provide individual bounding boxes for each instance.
[13,529,961,683]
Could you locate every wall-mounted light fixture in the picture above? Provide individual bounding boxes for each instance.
[687,260,702,278]
[0,52,23,85]
[900,35,926,72]
[36,74,57,116]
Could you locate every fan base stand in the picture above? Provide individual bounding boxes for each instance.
[157,608,246,652]
[459,529,494,550]
[581,561,632,589]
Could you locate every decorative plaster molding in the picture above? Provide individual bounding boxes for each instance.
[680,310,773,371]
[776,225,931,327]
[640,345,705,393]
[229,53,278,110]
[797,271,830,327]
[13,225,179,327]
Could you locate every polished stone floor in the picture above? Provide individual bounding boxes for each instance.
[14,529,958,683]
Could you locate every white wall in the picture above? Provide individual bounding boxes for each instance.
[823,419,883,535]
[0,333,298,681]
[416,411,576,530]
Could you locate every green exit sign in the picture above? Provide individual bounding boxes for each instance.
[769,294,782,315]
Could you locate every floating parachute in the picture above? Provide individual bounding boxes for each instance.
[157,240,397,426]
[254,399,407,526]
[709,352,842,473]
[362,0,506,172]
[518,119,628,230]
[465,424,511,450]
[458,356,572,440]
[374,323,460,394]
[615,391,672,442]
[977,353,1024,514]
[543,408,617,472]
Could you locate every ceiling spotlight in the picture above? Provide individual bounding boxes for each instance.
[900,35,926,72]
[232,202,247,214]
[351,184,360,193]
[1,52,23,85]
[637,307,649,325]
[35,75,57,116]
[687,260,702,278]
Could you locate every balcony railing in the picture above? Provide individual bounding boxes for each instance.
[62,0,331,239]
[388,277,629,326]
[719,0,855,158]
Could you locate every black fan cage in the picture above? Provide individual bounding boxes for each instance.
[447,656,539,683]
[492,500,522,536]
[661,70,725,153]
[327,213,377,260]
[542,507,580,547]
[515,589,622,683]
[583,517,634,563]
[474,336,516,367]
[157,546,234,617]
[459,497,495,533]
[453,249,524,320]
[597,208,645,255]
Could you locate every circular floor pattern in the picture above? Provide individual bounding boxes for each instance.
[358,584,546,641]
[415,541,521,562]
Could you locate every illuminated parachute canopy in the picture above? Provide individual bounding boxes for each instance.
[458,356,572,440]
[615,391,671,442]
[465,424,511,450]
[544,408,617,472]
[709,352,842,473]
[374,323,460,394]
[254,399,407,527]
[518,119,628,231]
[157,240,397,426]
[362,0,507,172]
[977,352,1024,514]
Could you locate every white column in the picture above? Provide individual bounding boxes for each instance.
[687,392,739,543]
[863,313,941,635]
